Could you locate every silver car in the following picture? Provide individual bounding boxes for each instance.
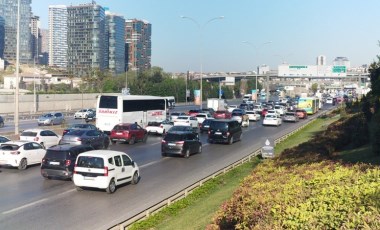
[37,112,65,126]
[59,129,110,150]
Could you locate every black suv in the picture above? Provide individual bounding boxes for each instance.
[161,131,202,158]
[208,119,242,144]
[41,144,94,180]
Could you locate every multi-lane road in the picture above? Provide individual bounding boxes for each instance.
[0,104,332,230]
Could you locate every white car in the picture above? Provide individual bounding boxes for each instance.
[195,113,214,124]
[253,105,263,113]
[19,129,61,148]
[73,150,140,194]
[267,109,280,117]
[263,114,282,126]
[173,115,199,128]
[274,105,285,116]
[326,97,333,104]
[246,110,261,121]
[74,109,94,119]
[227,105,238,113]
[145,120,173,135]
[0,141,46,170]
[169,112,186,121]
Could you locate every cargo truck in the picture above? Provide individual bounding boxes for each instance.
[207,98,227,112]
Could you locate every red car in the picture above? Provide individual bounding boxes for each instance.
[295,109,308,119]
[110,123,148,144]
[187,109,202,117]
[213,110,232,119]
[261,108,268,117]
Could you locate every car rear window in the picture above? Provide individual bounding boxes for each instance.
[285,112,295,116]
[45,150,69,160]
[164,133,185,141]
[148,122,161,127]
[210,121,228,131]
[1,144,20,150]
[113,125,129,131]
[20,131,37,137]
[77,156,104,169]
[66,130,86,136]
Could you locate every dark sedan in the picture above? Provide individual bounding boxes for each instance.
[63,123,98,136]
[199,119,213,134]
[59,129,110,150]
[161,131,202,158]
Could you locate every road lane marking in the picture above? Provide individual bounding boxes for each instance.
[2,189,76,215]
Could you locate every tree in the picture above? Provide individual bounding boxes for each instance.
[311,83,318,95]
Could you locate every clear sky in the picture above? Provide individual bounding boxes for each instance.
[31,0,380,73]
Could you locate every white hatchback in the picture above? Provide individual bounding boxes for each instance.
[263,114,282,127]
[0,141,46,170]
[19,129,61,148]
[173,116,199,128]
[73,150,140,194]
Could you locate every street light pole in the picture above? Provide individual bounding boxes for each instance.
[15,0,21,135]
[181,16,224,109]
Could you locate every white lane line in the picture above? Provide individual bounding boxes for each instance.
[2,189,76,215]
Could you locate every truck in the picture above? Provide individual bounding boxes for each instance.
[297,97,320,115]
[207,98,227,112]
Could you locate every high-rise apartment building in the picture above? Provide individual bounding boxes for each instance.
[105,11,125,75]
[125,19,151,72]
[317,55,326,66]
[48,5,68,68]
[0,0,32,64]
[67,3,106,77]
[40,28,49,65]
[30,15,40,61]
[0,16,4,59]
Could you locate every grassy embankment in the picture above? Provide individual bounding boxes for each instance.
[129,116,340,230]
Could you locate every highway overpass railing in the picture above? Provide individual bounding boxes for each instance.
[110,109,332,230]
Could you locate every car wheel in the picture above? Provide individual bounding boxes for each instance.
[208,139,213,144]
[18,158,27,170]
[239,133,242,141]
[161,152,167,157]
[0,122,3,128]
[184,149,190,158]
[43,176,52,180]
[129,136,135,145]
[131,172,139,185]
[142,134,148,143]
[106,179,116,194]
[40,142,45,149]
[229,136,234,145]
[111,140,116,144]
[104,139,110,149]
[76,186,83,191]
[198,145,202,153]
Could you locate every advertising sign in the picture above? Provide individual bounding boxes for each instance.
[194,90,201,105]
[251,89,257,101]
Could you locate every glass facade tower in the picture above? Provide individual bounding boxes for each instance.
[67,3,106,77]
[48,5,67,68]
[0,0,32,64]
[105,12,125,75]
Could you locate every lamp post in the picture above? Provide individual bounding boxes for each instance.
[181,15,224,109]
[242,41,272,92]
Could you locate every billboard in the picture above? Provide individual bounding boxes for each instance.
[194,90,201,105]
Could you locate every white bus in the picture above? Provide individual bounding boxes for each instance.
[96,94,167,133]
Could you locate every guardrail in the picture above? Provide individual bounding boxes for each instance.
[110,109,333,230]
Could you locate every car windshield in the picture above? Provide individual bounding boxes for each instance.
[232,112,243,116]
[285,112,295,116]
[266,115,276,119]
[177,117,188,120]
[147,121,161,127]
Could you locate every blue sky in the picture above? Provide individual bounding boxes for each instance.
[31,0,380,73]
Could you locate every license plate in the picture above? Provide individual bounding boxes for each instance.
[168,143,176,146]
[116,132,122,135]
[84,177,94,180]
[215,132,222,135]
[50,162,60,165]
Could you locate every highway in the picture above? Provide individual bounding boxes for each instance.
[0,104,333,230]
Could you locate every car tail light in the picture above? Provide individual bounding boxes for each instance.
[42,158,46,163]
[123,131,129,134]
[227,132,230,136]
[34,137,39,141]
[208,130,211,135]
[75,137,82,142]
[161,140,167,144]
[160,124,163,128]
[176,141,184,145]
[104,166,108,176]
[65,159,71,166]
[74,164,77,174]
[10,151,20,155]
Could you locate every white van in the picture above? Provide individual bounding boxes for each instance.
[73,150,140,194]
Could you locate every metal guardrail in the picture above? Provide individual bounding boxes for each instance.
[109,109,333,230]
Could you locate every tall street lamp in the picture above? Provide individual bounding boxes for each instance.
[242,41,272,95]
[181,15,224,109]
